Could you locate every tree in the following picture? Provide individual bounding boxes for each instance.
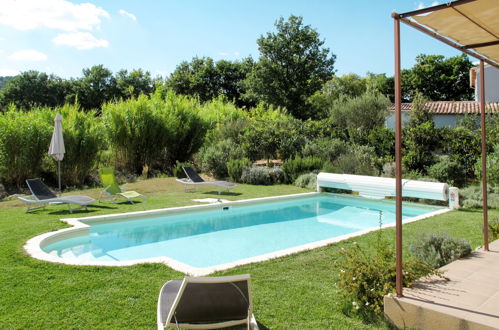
[213,58,254,108]
[0,76,14,90]
[244,15,336,119]
[365,72,394,102]
[115,69,155,99]
[403,92,439,173]
[70,65,118,110]
[166,57,253,107]
[329,92,390,141]
[324,74,366,99]
[0,71,69,110]
[308,74,367,119]
[403,54,473,101]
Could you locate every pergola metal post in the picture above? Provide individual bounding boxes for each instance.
[480,60,489,251]
[393,13,403,297]
[391,0,499,296]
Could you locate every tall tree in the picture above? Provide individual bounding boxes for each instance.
[0,71,69,110]
[365,72,394,102]
[244,15,336,119]
[70,65,118,110]
[166,57,253,107]
[0,76,14,90]
[403,92,440,173]
[403,54,473,101]
[308,73,367,119]
[329,92,390,141]
[115,69,155,99]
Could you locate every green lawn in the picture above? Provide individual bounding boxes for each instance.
[0,177,493,329]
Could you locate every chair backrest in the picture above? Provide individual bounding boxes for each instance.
[99,167,121,195]
[168,275,252,325]
[26,179,57,200]
[182,166,205,183]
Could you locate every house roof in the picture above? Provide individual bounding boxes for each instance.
[389,101,499,114]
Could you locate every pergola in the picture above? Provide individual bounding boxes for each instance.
[392,0,499,297]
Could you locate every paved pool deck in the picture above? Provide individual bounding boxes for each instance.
[384,239,499,330]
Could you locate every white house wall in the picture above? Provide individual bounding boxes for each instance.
[475,65,499,102]
[385,112,476,129]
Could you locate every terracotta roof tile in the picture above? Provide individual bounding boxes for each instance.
[389,101,499,114]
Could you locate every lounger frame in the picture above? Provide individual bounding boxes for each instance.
[157,274,257,330]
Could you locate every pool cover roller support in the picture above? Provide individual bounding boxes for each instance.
[316,173,449,201]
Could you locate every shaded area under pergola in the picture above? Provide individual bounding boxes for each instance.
[392,0,499,298]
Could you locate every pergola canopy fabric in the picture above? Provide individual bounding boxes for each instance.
[409,0,499,67]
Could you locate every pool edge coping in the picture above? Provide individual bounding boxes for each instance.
[24,192,451,276]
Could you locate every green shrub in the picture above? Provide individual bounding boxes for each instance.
[240,166,284,185]
[403,121,440,174]
[58,104,104,187]
[0,107,53,187]
[337,240,439,318]
[410,233,471,268]
[294,172,317,190]
[242,106,305,161]
[381,162,395,177]
[489,218,499,241]
[173,161,191,178]
[460,185,499,208]
[301,138,348,161]
[333,144,378,176]
[227,158,252,182]
[282,156,323,183]
[427,155,467,187]
[474,145,499,186]
[366,127,395,160]
[160,92,208,168]
[102,92,207,175]
[103,95,165,173]
[440,126,480,180]
[198,139,245,179]
[320,161,337,173]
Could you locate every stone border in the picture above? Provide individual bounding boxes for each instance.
[24,192,451,276]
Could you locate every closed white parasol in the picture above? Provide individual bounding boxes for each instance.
[48,113,65,191]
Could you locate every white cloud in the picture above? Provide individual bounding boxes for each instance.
[417,1,440,9]
[52,32,109,50]
[0,68,18,76]
[8,49,47,61]
[119,9,136,21]
[0,0,109,32]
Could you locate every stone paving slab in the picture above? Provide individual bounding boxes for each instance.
[384,239,499,329]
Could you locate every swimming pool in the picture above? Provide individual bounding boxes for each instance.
[27,193,448,275]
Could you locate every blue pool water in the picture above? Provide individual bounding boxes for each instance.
[43,195,442,268]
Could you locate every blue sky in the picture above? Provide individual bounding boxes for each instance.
[0,0,463,79]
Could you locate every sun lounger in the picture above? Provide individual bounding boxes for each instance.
[157,274,257,330]
[98,167,146,204]
[17,178,95,213]
[176,166,236,194]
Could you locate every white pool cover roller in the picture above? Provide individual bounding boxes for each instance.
[317,173,448,201]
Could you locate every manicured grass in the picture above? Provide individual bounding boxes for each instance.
[0,177,494,328]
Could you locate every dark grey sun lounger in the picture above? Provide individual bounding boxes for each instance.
[17,178,95,213]
[175,166,237,194]
[157,274,257,329]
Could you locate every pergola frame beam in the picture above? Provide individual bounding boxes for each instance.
[392,0,493,297]
[397,16,499,69]
[465,40,499,49]
[397,0,475,18]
